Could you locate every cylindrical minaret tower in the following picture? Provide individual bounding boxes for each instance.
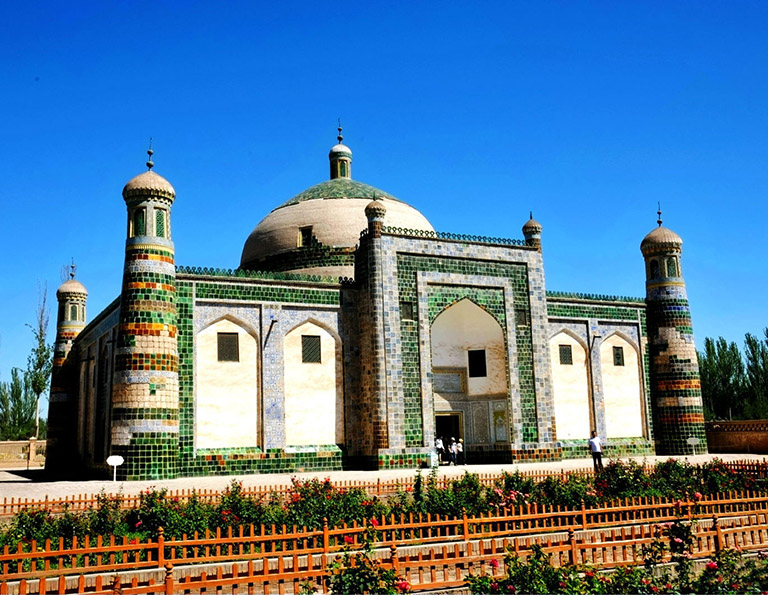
[111,146,180,480]
[641,210,707,455]
[45,265,88,475]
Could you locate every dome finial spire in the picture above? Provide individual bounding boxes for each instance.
[657,202,663,227]
[70,258,76,280]
[146,137,154,171]
[337,118,343,144]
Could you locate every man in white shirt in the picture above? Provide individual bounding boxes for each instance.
[589,430,604,472]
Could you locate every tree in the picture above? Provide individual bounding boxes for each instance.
[0,368,36,440]
[697,337,746,420]
[26,286,53,438]
[743,329,768,419]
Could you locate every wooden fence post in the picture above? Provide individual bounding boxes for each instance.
[112,573,122,594]
[157,527,165,568]
[164,563,174,595]
[390,545,399,574]
[580,499,587,529]
[322,517,330,569]
[713,515,723,553]
[462,508,469,542]
[568,528,577,566]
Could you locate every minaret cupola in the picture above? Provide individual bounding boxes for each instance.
[329,121,352,180]
[522,212,543,250]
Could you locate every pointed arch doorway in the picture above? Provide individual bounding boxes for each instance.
[431,298,509,456]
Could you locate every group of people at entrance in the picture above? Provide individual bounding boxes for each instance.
[435,436,464,465]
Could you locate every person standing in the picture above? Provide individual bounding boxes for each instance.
[435,437,444,465]
[449,438,457,466]
[456,438,464,465]
[589,430,604,472]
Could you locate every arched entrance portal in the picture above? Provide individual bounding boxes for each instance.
[430,299,509,461]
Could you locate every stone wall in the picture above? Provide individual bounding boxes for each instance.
[705,420,768,454]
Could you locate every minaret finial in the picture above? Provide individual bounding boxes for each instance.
[657,202,663,227]
[529,211,534,220]
[337,119,343,144]
[70,258,76,280]
[146,137,154,170]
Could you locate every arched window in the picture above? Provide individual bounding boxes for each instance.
[132,208,146,237]
[156,209,166,238]
[649,259,659,279]
[666,257,678,277]
[340,161,348,177]
[70,304,78,320]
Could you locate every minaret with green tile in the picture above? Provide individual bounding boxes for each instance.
[46,265,88,475]
[641,210,707,455]
[111,146,180,479]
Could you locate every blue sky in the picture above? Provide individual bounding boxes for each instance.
[1,2,767,416]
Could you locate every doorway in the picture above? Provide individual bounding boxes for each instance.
[435,412,462,463]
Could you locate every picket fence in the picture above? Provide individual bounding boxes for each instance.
[2,490,768,594]
[2,458,767,519]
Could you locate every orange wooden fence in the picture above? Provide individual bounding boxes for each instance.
[2,458,766,518]
[2,513,767,594]
[2,490,768,593]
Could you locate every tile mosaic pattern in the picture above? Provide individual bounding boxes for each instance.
[545,294,654,445]
[276,178,400,207]
[112,234,180,480]
[241,244,356,274]
[646,283,707,454]
[175,271,345,476]
[395,253,538,446]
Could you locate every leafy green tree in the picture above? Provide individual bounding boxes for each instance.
[0,368,36,440]
[26,287,53,438]
[697,337,746,419]
[743,329,768,418]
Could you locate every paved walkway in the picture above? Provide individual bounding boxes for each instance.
[1,453,765,501]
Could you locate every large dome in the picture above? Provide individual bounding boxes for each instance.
[240,137,433,277]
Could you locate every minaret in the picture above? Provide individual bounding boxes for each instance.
[45,264,88,475]
[641,209,707,455]
[329,120,352,180]
[111,145,180,479]
[522,212,542,251]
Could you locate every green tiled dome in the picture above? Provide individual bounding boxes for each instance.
[276,178,401,209]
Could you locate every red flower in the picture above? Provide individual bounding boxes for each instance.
[135,520,143,528]
[585,570,594,578]
[694,491,702,500]
[130,539,138,545]
[395,579,410,592]
[344,535,354,544]
[506,586,516,593]
[706,561,718,571]
[370,518,380,527]
[489,558,499,569]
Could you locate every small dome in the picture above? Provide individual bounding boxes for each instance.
[329,143,352,158]
[122,170,176,201]
[365,199,387,219]
[56,278,88,298]
[641,225,682,255]
[522,215,542,235]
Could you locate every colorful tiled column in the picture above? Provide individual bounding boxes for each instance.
[641,216,707,455]
[45,267,88,475]
[111,150,180,479]
[363,199,389,454]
